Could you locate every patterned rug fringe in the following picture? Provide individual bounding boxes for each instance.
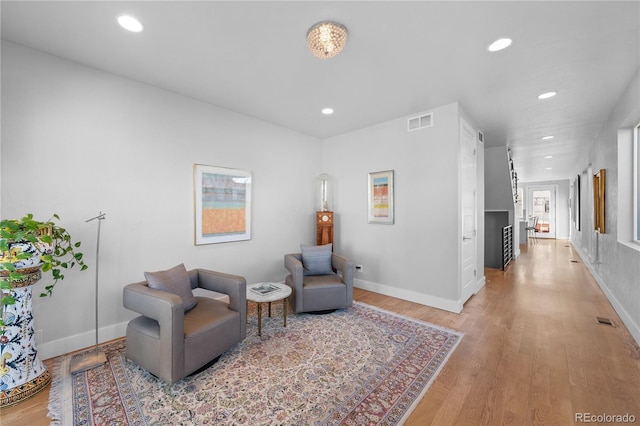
[47,352,71,425]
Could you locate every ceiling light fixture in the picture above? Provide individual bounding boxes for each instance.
[488,38,512,52]
[321,108,334,115]
[307,21,348,59]
[117,15,143,32]
[545,155,553,159]
[542,135,555,140]
[538,91,557,100]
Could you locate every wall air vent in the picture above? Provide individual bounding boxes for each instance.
[478,131,484,143]
[407,112,433,132]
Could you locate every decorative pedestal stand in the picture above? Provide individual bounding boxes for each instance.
[0,266,51,407]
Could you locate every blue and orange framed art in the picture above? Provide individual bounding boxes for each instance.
[194,164,252,244]
[368,170,394,224]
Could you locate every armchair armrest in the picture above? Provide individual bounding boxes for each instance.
[123,281,185,366]
[195,269,246,313]
[284,253,304,291]
[332,253,354,306]
[331,253,353,281]
[123,281,185,324]
[194,269,247,339]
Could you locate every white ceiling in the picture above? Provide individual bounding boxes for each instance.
[2,1,638,183]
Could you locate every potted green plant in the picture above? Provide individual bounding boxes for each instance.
[0,213,87,406]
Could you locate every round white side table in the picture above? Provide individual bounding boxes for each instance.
[246,282,292,336]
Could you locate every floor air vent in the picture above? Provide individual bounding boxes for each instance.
[570,260,579,263]
[595,317,615,326]
[407,112,433,131]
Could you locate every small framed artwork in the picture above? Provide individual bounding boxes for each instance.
[368,170,394,224]
[194,164,252,245]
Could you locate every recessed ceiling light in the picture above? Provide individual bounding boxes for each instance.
[321,108,334,115]
[538,91,557,100]
[488,38,512,52]
[542,135,555,140]
[545,155,553,159]
[546,167,553,170]
[118,15,143,32]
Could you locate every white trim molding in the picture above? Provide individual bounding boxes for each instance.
[354,277,486,314]
[38,322,128,360]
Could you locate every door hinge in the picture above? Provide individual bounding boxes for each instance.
[474,269,477,276]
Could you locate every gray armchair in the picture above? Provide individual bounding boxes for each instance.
[123,268,246,385]
[284,252,354,313]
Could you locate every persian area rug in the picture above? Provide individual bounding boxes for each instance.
[48,302,462,425]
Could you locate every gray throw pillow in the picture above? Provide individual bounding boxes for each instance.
[145,263,198,312]
[301,243,333,276]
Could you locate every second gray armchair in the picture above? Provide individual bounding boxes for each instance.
[284,248,354,314]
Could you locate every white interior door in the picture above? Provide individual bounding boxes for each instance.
[460,118,477,303]
[527,185,556,239]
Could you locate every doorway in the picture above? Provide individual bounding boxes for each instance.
[526,185,557,239]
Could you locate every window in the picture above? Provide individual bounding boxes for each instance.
[616,120,639,247]
[634,122,640,242]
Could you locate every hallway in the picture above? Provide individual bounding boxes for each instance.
[356,239,640,425]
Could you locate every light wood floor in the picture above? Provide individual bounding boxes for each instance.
[2,239,639,425]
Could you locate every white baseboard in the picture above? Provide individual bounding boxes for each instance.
[571,243,640,346]
[39,322,128,360]
[354,278,466,313]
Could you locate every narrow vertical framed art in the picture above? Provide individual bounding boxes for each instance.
[194,164,252,244]
[575,174,581,231]
[368,170,394,224]
[593,168,605,234]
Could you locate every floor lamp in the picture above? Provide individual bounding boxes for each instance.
[69,212,107,373]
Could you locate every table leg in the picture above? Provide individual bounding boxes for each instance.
[257,303,262,337]
[283,297,287,327]
[268,302,272,317]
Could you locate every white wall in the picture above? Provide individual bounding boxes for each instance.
[485,146,515,212]
[571,68,640,345]
[1,42,321,358]
[320,102,485,312]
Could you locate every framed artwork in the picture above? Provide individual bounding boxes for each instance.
[593,169,605,234]
[368,170,394,224]
[575,174,581,231]
[194,164,252,245]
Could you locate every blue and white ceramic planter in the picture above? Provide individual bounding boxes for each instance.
[0,245,51,407]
